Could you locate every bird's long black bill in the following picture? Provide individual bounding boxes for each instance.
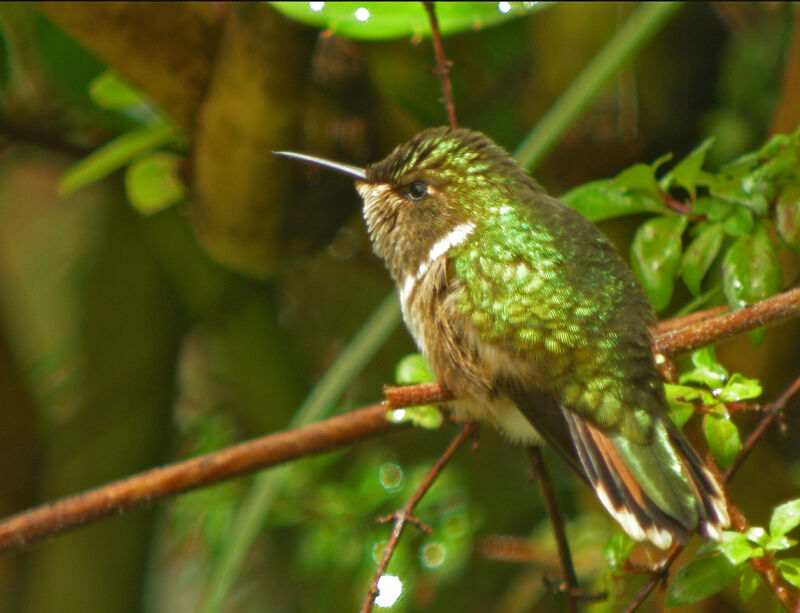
[273,151,367,180]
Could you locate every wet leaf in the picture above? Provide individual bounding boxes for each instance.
[716,531,761,565]
[703,414,741,469]
[630,215,687,311]
[678,347,728,388]
[269,2,550,40]
[722,223,782,344]
[770,498,800,537]
[682,223,724,296]
[716,373,762,403]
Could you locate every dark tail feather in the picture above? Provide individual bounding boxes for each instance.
[510,389,729,549]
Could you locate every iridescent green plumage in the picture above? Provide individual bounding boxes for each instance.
[278,126,729,549]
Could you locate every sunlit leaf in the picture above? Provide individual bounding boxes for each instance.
[124,152,186,215]
[769,498,800,537]
[716,531,761,565]
[269,2,551,40]
[678,347,728,388]
[602,533,636,571]
[630,215,687,311]
[716,373,762,403]
[665,554,739,607]
[385,405,443,430]
[682,223,724,296]
[58,122,179,195]
[395,353,434,385]
[703,414,741,469]
[561,180,666,221]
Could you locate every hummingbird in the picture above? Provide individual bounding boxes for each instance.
[277,127,729,549]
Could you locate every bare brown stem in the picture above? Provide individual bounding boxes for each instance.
[654,287,800,356]
[527,446,579,613]
[0,403,408,553]
[360,422,478,613]
[423,2,458,130]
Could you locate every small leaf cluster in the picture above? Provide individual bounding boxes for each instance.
[387,353,444,429]
[563,129,800,337]
[666,498,800,607]
[664,347,761,469]
[58,70,186,214]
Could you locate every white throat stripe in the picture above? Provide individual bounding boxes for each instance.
[401,221,476,308]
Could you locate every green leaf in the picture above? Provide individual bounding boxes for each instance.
[710,173,769,216]
[716,373,762,403]
[776,187,800,254]
[630,215,688,311]
[124,152,186,215]
[693,197,735,222]
[746,526,768,546]
[385,404,443,430]
[666,401,695,428]
[664,137,715,199]
[739,566,761,602]
[703,414,741,469]
[722,223,782,344]
[89,70,146,110]
[764,535,797,551]
[665,553,740,607]
[58,122,179,196]
[777,559,800,588]
[716,531,761,565]
[769,498,800,537]
[721,206,754,237]
[613,163,661,197]
[678,347,728,388]
[665,383,714,406]
[395,353,434,385]
[682,223,724,296]
[603,533,635,571]
[268,2,551,40]
[561,180,666,221]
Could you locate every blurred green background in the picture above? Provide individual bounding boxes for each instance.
[0,2,799,612]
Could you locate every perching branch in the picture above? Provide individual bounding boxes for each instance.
[360,423,477,613]
[0,287,798,555]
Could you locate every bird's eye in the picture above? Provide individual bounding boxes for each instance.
[407,181,428,201]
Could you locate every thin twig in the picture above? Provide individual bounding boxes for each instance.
[527,446,579,613]
[423,2,458,130]
[360,422,478,613]
[620,545,682,613]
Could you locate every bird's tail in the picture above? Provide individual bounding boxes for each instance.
[561,409,729,549]
[510,389,729,550]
